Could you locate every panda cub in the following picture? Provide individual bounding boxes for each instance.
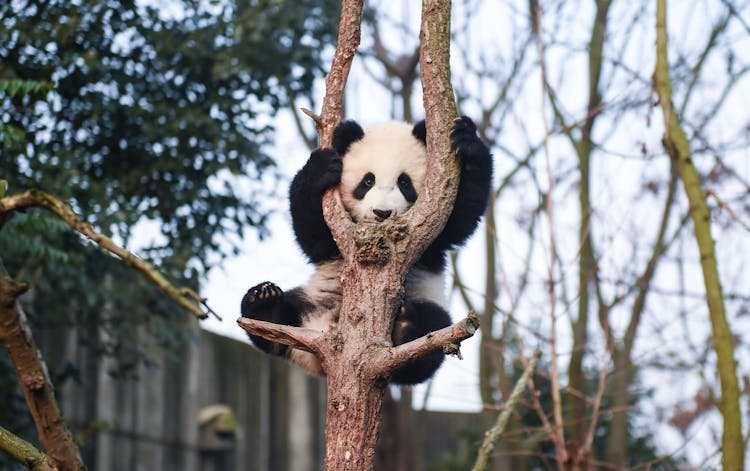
[241,116,492,384]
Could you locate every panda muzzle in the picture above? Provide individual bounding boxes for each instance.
[372,209,393,221]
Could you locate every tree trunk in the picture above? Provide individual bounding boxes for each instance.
[0,276,84,470]
[654,2,744,469]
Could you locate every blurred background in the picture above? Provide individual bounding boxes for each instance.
[1,0,749,469]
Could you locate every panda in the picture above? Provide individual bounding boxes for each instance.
[241,116,492,385]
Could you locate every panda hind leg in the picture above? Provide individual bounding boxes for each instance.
[390,300,452,385]
[240,282,309,357]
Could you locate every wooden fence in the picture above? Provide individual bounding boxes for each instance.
[31,321,479,470]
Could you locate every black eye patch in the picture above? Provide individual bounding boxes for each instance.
[397,173,417,203]
[353,172,375,200]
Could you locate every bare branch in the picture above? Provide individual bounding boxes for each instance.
[0,190,213,320]
[705,189,750,233]
[655,1,744,468]
[580,361,609,460]
[0,425,55,471]
[472,349,541,471]
[316,2,364,146]
[368,312,479,379]
[237,317,324,355]
[531,2,567,464]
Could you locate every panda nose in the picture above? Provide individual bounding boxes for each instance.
[373,209,392,220]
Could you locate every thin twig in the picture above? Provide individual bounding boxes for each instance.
[471,349,541,471]
[531,2,567,465]
[704,189,750,233]
[580,359,609,461]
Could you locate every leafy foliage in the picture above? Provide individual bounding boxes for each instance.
[1,0,339,263]
[0,0,339,449]
[0,79,53,98]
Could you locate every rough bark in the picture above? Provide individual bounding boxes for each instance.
[0,276,84,470]
[654,2,744,469]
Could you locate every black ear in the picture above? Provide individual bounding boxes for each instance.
[332,120,364,156]
[411,120,426,146]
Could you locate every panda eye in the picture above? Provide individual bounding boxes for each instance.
[363,173,375,187]
[397,173,417,203]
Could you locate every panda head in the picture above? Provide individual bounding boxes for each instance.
[333,120,428,222]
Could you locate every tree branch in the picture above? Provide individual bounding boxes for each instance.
[368,312,479,379]
[471,349,541,471]
[316,1,364,146]
[655,1,744,469]
[250,2,473,469]
[236,317,324,354]
[0,425,55,471]
[0,190,215,320]
[406,0,460,266]
[530,2,568,464]
[0,275,84,470]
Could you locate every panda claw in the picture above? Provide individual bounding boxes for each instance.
[243,281,283,307]
[307,148,342,191]
[450,116,482,161]
[451,116,476,135]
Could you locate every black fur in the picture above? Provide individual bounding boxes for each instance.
[241,116,493,385]
[288,148,342,263]
[411,120,427,145]
[241,282,312,356]
[397,173,418,203]
[333,120,365,156]
[390,300,453,384]
[353,172,375,200]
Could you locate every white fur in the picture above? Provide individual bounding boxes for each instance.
[292,261,343,376]
[405,269,446,306]
[301,260,343,310]
[340,122,427,222]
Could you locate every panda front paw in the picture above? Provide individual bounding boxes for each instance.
[306,148,342,192]
[241,281,283,314]
[451,116,486,164]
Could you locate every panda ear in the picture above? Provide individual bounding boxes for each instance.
[411,120,427,146]
[332,120,364,156]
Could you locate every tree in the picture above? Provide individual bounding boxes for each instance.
[352,1,750,468]
[238,1,479,469]
[654,1,743,467]
[0,0,340,463]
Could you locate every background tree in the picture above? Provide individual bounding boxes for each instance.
[0,0,339,462]
[350,0,750,468]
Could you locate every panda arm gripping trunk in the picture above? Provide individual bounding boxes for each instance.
[236,1,479,470]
